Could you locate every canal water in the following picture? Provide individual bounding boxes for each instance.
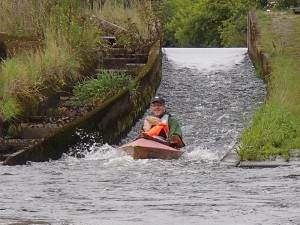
[1,48,300,225]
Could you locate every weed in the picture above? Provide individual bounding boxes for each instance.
[239,11,300,161]
[70,70,132,106]
[0,0,152,121]
[90,0,156,38]
[0,97,22,121]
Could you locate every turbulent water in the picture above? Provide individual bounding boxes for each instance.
[1,48,300,225]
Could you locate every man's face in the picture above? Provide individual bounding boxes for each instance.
[150,102,166,117]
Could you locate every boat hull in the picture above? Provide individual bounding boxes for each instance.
[119,138,182,160]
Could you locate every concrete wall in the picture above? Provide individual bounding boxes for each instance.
[3,40,162,165]
[247,11,271,82]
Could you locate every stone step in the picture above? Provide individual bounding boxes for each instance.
[0,138,41,155]
[20,123,63,139]
[96,69,137,78]
[116,53,147,59]
[104,51,148,60]
[0,38,150,159]
[101,35,116,45]
[102,57,147,67]
[123,63,146,72]
[104,47,130,55]
[103,47,147,57]
[27,104,94,124]
[292,7,300,14]
[0,154,11,161]
[101,62,145,70]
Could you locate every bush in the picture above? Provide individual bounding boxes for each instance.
[160,0,255,47]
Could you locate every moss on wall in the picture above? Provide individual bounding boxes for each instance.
[247,11,271,83]
[3,40,162,165]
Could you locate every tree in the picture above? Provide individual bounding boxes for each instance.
[220,0,255,47]
[159,0,194,46]
[160,0,256,47]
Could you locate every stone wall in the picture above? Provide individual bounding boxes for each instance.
[3,40,162,165]
[247,11,271,82]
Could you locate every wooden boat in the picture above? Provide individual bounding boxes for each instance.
[119,134,183,160]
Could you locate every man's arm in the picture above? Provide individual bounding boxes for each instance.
[168,116,185,148]
[168,116,182,139]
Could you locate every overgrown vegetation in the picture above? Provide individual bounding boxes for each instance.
[159,0,255,47]
[238,11,300,161]
[90,0,156,38]
[69,70,133,105]
[0,0,155,121]
[0,0,100,121]
[1,0,300,161]
[159,0,300,47]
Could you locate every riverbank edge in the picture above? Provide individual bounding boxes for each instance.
[221,144,300,168]
[221,11,300,168]
[2,40,162,166]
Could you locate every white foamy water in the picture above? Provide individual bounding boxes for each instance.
[164,48,247,71]
[2,49,299,225]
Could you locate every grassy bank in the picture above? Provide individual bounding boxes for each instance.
[239,11,300,161]
[0,0,154,122]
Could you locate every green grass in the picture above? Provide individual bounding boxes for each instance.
[0,31,82,120]
[0,0,154,121]
[90,0,155,38]
[0,97,22,121]
[239,102,300,161]
[69,70,133,106]
[239,11,300,161]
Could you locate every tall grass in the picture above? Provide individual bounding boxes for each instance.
[0,31,82,119]
[90,0,155,38]
[239,11,300,161]
[0,0,39,37]
[0,0,153,121]
[0,0,102,120]
[239,102,300,161]
[70,70,133,106]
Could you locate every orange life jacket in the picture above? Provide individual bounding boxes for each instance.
[147,122,169,138]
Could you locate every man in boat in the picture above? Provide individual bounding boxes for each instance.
[149,95,185,148]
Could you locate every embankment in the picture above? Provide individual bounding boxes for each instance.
[2,39,162,165]
[222,10,300,167]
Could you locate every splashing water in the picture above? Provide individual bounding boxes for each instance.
[2,49,300,225]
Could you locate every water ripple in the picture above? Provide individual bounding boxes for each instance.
[2,49,300,225]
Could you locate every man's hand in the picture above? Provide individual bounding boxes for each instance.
[169,135,185,149]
